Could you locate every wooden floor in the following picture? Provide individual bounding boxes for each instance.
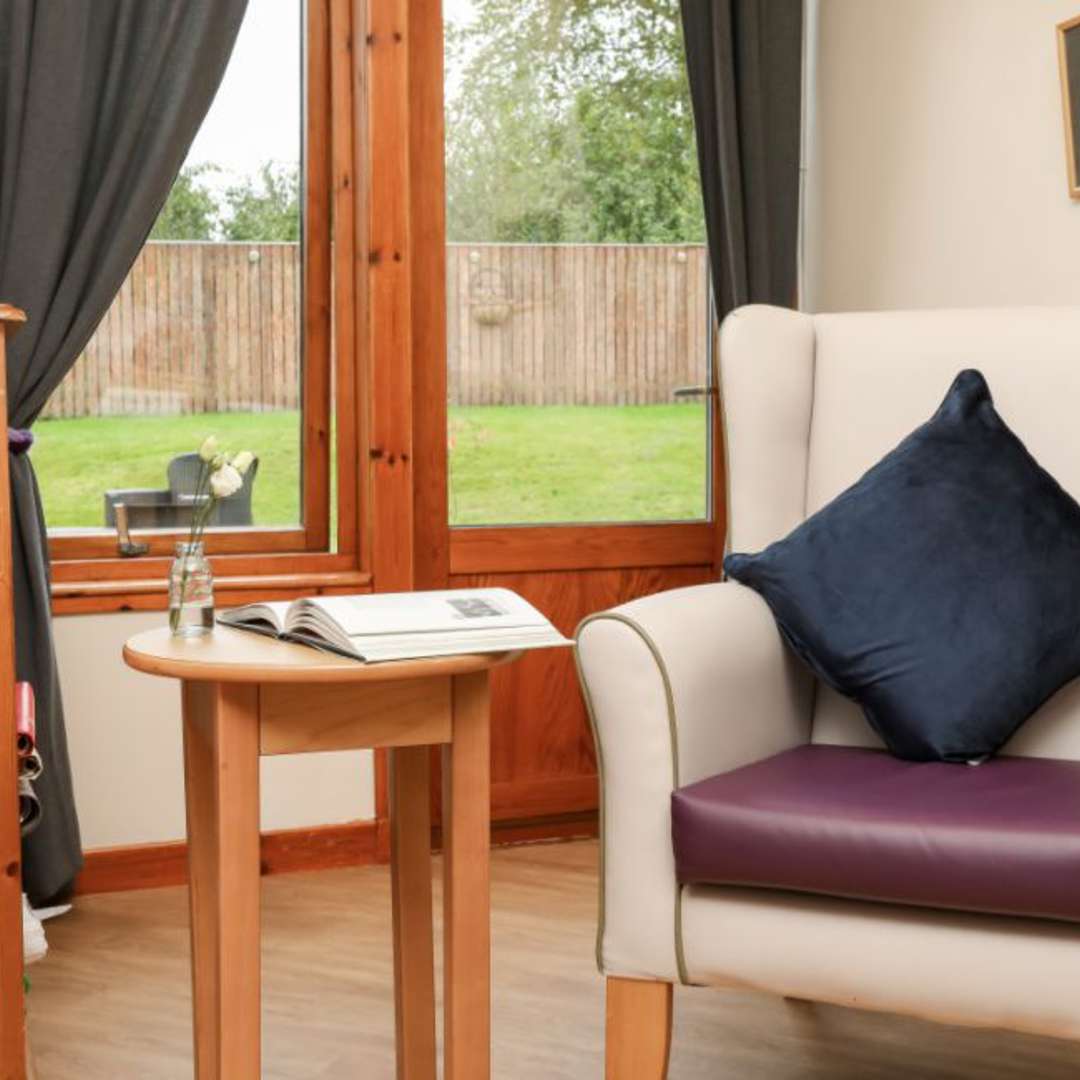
[26,840,1080,1078]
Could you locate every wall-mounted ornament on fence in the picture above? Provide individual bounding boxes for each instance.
[468,264,515,326]
[1057,14,1080,198]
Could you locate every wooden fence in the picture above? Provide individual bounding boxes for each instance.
[43,242,301,420]
[43,242,709,419]
[447,244,709,407]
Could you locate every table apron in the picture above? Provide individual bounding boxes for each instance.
[256,676,453,754]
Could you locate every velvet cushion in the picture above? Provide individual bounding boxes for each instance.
[671,745,1080,923]
[724,369,1080,762]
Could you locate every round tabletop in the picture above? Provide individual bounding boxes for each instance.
[123,625,516,684]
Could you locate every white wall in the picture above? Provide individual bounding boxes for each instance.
[55,611,375,850]
[805,0,1080,312]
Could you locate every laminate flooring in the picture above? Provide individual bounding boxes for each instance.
[26,840,1080,1078]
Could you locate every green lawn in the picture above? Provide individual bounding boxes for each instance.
[33,412,302,529]
[32,405,708,529]
[448,405,707,524]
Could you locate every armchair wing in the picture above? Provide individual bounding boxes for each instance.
[575,581,813,982]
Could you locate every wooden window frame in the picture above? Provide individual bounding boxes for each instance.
[50,0,370,614]
[437,9,721,571]
[355,0,726,847]
[51,0,725,613]
[445,339,724,576]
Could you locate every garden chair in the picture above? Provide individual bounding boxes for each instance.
[166,451,258,526]
[103,451,258,529]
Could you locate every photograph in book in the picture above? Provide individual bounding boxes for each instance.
[217,587,572,662]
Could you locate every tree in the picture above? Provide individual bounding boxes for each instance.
[221,163,301,242]
[445,0,705,244]
[151,164,220,240]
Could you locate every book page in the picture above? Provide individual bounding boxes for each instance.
[344,624,569,662]
[296,588,549,639]
[218,600,291,634]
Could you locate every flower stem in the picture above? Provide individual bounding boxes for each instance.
[170,460,218,632]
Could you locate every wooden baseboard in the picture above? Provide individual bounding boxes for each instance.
[75,811,598,896]
[427,810,598,852]
[76,820,380,896]
[490,810,598,847]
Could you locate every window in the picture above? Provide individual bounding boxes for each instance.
[444,0,711,526]
[43,0,348,581]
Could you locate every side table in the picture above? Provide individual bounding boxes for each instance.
[124,625,515,1080]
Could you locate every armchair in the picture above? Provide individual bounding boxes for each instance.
[576,305,1080,1077]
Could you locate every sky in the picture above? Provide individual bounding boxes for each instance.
[185,2,303,188]
[185,0,476,189]
[444,0,475,25]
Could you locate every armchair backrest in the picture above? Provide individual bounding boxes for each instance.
[720,304,1080,761]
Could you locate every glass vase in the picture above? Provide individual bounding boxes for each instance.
[168,541,214,637]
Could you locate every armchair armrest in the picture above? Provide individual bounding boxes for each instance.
[575,581,813,982]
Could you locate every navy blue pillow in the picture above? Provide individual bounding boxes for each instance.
[724,370,1080,763]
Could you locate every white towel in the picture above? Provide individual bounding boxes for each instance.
[22,894,47,965]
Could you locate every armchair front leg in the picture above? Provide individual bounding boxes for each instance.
[606,977,673,1080]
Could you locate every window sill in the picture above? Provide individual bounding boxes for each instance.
[51,568,373,616]
[48,526,313,562]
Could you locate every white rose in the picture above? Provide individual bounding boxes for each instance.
[232,450,255,476]
[209,463,243,499]
[198,435,220,462]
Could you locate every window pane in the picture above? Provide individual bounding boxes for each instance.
[36,1,304,534]
[445,0,710,526]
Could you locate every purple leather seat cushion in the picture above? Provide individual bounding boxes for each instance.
[671,745,1080,923]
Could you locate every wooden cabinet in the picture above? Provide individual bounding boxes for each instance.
[0,303,27,1080]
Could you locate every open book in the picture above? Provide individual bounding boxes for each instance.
[217,588,572,663]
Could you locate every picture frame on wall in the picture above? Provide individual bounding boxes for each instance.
[1057,14,1080,198]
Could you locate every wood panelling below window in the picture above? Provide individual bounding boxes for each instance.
[450,522,715,575]
[422,565,716,825]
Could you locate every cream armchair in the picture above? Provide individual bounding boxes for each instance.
[576,305,1080,1077]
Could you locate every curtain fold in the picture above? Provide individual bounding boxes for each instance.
[0,0,248,902]
[679,0,804,318]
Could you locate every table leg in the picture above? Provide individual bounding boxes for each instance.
[182,680,261,1080]
[390,745,437,1079]
[443,671,491,1080]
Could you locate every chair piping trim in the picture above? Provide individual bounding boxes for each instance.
[802,314,819,520]
[574,610,690,986]
[717,336,735,567]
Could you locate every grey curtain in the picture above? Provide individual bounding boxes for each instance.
[679,0,804,317]
[0,0,248,902]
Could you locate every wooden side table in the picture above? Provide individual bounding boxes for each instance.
[124,626,515,1080]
